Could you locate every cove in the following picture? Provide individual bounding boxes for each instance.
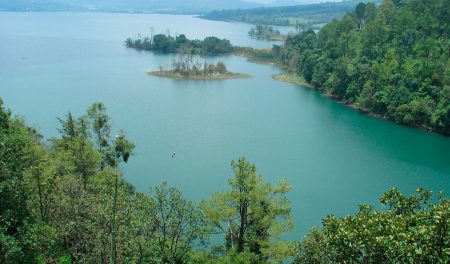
[1,12,449,239]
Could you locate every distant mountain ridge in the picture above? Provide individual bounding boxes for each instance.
[0,0,262,14]
[201,0,381,27]
[266,0,311,6]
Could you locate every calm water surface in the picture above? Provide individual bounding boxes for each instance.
[1,12,449,239]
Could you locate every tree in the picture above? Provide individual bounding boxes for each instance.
[294,188,450,264]
[0,100,143,263]
[248,27,256,36]
[150,182,209,264]
[394,98,433,127]
[108,131,135,264]
[50,104,135,264]
[216,61,227,74]
[85,102,135,169]
[53,112,100,189]
[202,37,233,54]
[0,99,35,263]
[87,102,111,169]
[294,228,328,264]
[354,2,366,30]
[365,2,377,23]
[201,157,293,263]
[176,34,188,45]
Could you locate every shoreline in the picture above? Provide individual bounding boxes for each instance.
[147,70,252,80]
[271,72,442,137]
[249,35,287,41]
[272,72,313,88]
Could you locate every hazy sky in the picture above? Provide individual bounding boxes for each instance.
[242,0,340,4]
[243,0,341,3]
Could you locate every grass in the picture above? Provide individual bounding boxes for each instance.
[272,72,313,88]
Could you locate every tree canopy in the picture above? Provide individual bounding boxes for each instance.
[125,33,233,55]
[295,188,450,263]
[201,157,293,263]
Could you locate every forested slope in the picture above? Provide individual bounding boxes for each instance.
[0,99,293,263]
[0,98,449,263]
[277,0,450,135]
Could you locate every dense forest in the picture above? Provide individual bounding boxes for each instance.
[1,97,449,263]
[125,34,233,55]
[201,0,380,28]
[275,0,450,135]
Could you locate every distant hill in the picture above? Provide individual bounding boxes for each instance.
[266,0,311,7]
[0,0,262,14]
[201,0,381,27]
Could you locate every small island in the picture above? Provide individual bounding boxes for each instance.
[248,24,286,41]
[148,56,251,80]
[125,33,233,55]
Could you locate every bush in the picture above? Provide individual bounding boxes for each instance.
[294,188,450,264]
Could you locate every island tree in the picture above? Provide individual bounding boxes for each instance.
[125,33,233,55]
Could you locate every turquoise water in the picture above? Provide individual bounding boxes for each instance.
[1,12,449,239]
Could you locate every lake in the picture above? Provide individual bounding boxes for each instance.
[1,12,449,239]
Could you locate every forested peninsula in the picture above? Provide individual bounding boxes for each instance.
[273,0,450,136]
[1,97,449,263]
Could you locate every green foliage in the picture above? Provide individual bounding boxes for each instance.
[4,100,294,264]
[279,0,450,135]
[164,55,230,77]
[248,25,284,41]
[87,102,111,165]
[125,33,233,55]
[1,100,139,263]
[201,157,294,263]
[85,102,135,169]
[0,98,38,263]
[52,112,101,189]
[294,188,450,264]
[394,98,434,127]
[151,182,209,264]
[294,228,327,264]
